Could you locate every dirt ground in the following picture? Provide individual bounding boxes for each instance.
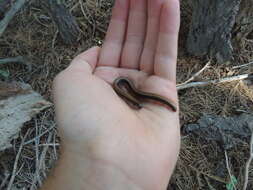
[0,0,253,189]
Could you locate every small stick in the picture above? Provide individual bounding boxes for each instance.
[177,74,251,90]
[0,173,10,189]
[7,130,29,190]
[233,61,253,69]
[178,60,211,86]
[225,151,237,190]
[53,132,58,160]
[0,0,27,37]
[38,143,60,147]
[190,165,227,184]
[243,132,253,190]
[23,125,55,145]
[34,120,42,187]
[39,133,53,179]
[204,176,216,190]
[0,56,25,65]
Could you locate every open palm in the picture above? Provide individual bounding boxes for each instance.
[53,0,180,189]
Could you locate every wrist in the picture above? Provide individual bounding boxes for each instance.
[42,145,145,190]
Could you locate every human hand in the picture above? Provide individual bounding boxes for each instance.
[49,0,180,189]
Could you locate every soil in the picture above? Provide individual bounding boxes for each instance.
[0,0,253,189]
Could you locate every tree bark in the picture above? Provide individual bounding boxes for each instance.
[0,81,52,151]
[234,0,253,42]
[45,0,80,45]
[186,0,253,63]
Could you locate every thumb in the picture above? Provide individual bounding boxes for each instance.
[66,46,101,74]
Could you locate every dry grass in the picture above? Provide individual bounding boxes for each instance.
[0,0,253,189]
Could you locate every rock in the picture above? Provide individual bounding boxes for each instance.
[184,114,253,150]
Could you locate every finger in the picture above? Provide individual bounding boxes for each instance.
[67,46,100,74]
[121,0,147,69]
[154,0,180,82]
[140,0,164,74]
[98,0,130,67]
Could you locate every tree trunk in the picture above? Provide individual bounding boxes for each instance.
[45,0,80,45]
[187,0,253,63]
[234,0,253,42]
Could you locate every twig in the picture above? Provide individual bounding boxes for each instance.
[190,165,227,184]
[204,176,216,190]
[0,160,10,189]
[0,56,25,65]
[196,172,204,188]
[39,133,53,179]
[0,173,10,189]
[178,60,211,86]
[7,131,29,190]
[225,151,237,190]
[38,143,60,147]
[32,119,42,188]
[177,73,252,90]
[23,125,55,145]
[233,61,253,69]
[0,0,27,37]
[53,132,58,160]
[51,30,59,49]
[31,133,53,188]
[243,132,253,190]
